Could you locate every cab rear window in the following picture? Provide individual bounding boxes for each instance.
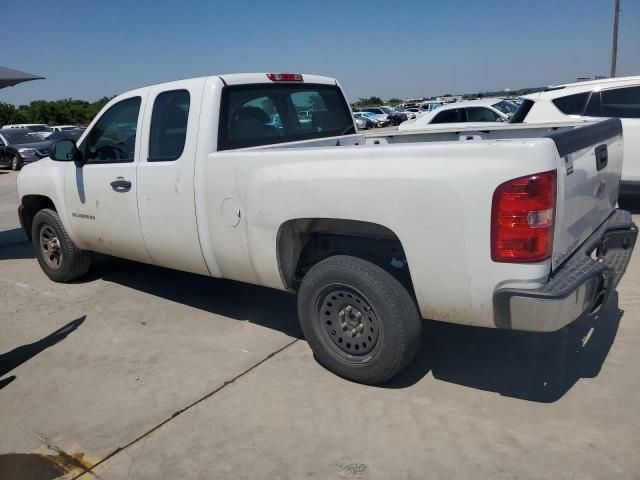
[218,83,355,150]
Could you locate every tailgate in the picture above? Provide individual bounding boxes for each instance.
[549,118,624,271]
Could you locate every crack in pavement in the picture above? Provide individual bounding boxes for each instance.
[13,421,99,478]
[71,337,300,479]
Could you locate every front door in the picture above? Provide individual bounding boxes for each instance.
[64,91,152,263]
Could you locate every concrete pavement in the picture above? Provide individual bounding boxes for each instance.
[1,169,639,479]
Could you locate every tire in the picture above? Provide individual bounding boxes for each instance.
[297,255,422,385]
[10,155,22,171]
[32,208,91,282]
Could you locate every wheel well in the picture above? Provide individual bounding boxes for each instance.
[277,218,414,293]
[20,195,56,240]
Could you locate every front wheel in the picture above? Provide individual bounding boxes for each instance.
[297,255,422,385]
[10,155,22,171]
[32,208,91,282]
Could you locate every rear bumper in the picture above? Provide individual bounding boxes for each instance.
[494,209,637,331]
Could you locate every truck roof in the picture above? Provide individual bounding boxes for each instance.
[218,73,338,86]
[134,73,338,90]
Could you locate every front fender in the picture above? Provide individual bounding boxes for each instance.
[17,159,76,243]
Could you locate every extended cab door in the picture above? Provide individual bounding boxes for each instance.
[64,90,152,263]
[135,79,209,275]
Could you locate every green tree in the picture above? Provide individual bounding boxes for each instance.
[351,96,384,110]
[0,102,16,125]
[0,96,114,127]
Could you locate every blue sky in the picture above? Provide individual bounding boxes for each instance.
[3,0,639,105]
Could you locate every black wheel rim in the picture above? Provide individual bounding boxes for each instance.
[39,225,62,270]
[316,286,380,358]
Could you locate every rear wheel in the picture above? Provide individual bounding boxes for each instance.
[297,255,422,385]
[32,208,90,282]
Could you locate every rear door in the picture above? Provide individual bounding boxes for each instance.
[64,90,152,263]
[549,119,623,270]
[136,79,209,275]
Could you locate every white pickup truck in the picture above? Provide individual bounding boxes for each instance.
[16,73,638,384]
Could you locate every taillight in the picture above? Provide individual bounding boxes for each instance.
[267,73,303,82]
[491,170,557,263]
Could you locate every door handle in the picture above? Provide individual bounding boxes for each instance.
[110,177,132,190]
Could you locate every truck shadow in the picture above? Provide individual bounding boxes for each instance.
[386,293,622,403]
[89,255,621,403]
[89,255,302,338]
[0,233,33,259]
[0,228,29,248]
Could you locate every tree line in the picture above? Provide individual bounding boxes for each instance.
[0,97,112,127]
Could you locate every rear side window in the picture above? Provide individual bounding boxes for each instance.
[148,89,190,162]
[601,86,640,118]
[430,108,466,124]
[218,83,355,150]
[552,92,589,115]
[583,92,602,116]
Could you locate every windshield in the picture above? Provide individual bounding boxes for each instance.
[379,107,392,114]
[49,130,84,141]
[2,130,45,144]
[27,125,52,133]
[219,83,355,150]
[492,100,519,116]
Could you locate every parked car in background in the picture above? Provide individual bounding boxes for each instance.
[354,111,388,127]
[399,98,508,131]
[297,111,312,127]
[512,76,640,196]
[47,128,85,142]
[362,107,406,126]
[388,106,415,120]
[0,128,51,170]
[51,125,80,132]
[354,115,373,129]
[420,102,444,112]
[490,99,520,117]
[2,124,54,138]
[266,113,283,129]
[404,107,422,117]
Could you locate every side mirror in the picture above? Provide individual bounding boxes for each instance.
[50,139,77,162]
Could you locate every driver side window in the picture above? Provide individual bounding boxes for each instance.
[84,97,141,164]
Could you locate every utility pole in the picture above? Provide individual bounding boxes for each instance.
[610,0,620,78]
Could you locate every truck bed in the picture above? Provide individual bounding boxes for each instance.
[249,121,596,151]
